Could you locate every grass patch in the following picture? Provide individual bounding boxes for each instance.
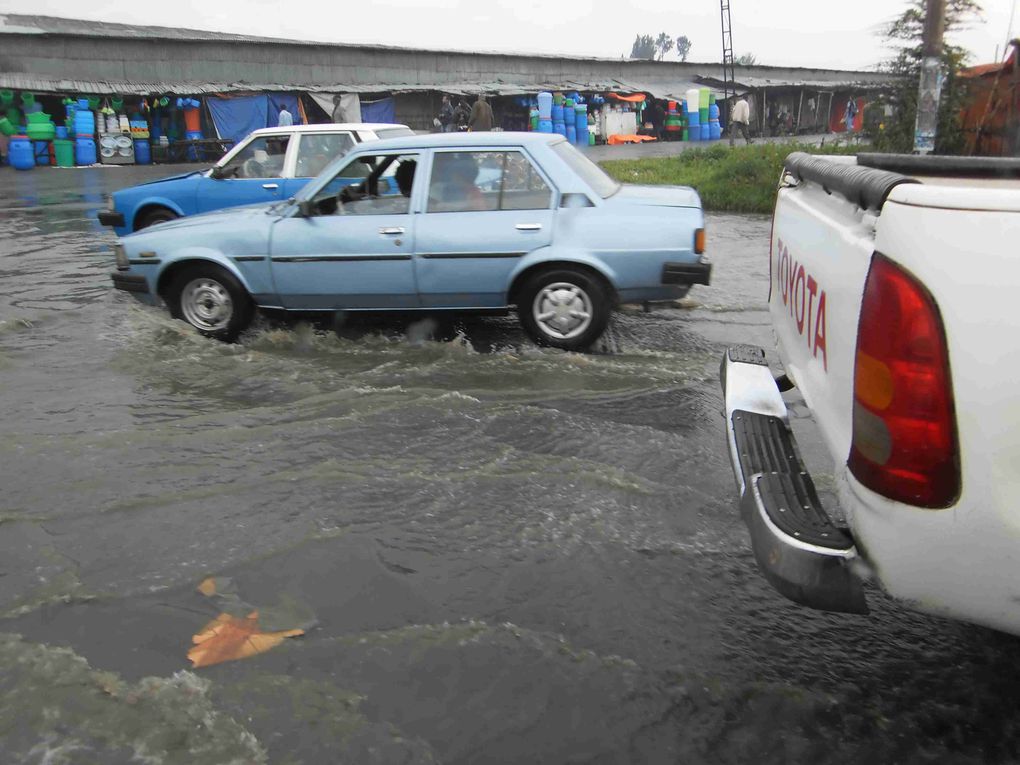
[600,142,859,214]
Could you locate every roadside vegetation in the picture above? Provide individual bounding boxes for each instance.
[600,142,858,214]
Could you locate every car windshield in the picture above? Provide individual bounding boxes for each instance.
[550,140,620,198]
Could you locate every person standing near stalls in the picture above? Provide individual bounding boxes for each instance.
[468,94,494,132]
[331,95,346,124]
[728,94,753,146]
[453,99,471,131]
[277,104,294,127]
[438,95,455,133]
[844,96,858,133]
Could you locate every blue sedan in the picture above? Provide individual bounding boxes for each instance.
[98,123,413,236]
[110,132,710,351]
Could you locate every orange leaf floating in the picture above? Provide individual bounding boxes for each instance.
[196,577,218,597]
[188,610,304,668]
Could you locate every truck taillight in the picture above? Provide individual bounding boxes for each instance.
[694,228,705,255]
[848,254,960,508]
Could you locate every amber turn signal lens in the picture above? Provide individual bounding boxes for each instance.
[694,228,705,254]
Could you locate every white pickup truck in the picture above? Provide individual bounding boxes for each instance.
[722,151,1020,633]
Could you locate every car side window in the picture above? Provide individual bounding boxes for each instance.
[306,154,417,217]
[500,151,553,211]
[220,136,290,179]
[295,132,356,178]
[427,151,551,213]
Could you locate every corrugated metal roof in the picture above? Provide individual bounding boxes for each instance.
[0,71,713,100]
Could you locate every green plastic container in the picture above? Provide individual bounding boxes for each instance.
[53,138,75,168]
[0,117,13,136]
[88,96,100,110]
[26,122,55,141]
[0,89,12,107]
[20,92,35,107]
[26,111,51,124]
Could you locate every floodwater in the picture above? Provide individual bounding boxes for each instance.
[1,163,1018,764]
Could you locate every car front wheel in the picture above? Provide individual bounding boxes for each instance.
[167,264,254,342]
[136,207,179,230]
[518,267,611,351]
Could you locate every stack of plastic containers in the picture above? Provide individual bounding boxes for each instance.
[537,91,553,134]
[73,98,97,166]
[575,103,588,146]
[699,88,711,141]
[708,97,722,141]
[54,138,75,167]
[551,97,565,137]
[686,88,701,143]
[665,101,682,139]
[9,136,34,170]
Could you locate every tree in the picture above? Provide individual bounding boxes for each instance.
[867,0,983,153]
[734,53,758,66]
[629,34,656,60]
[655,32,674,60]
[676,35,692,62]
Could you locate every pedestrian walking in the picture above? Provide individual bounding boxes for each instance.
[728,95,753,146]
[277,104,294,127]
[331,95,347,124]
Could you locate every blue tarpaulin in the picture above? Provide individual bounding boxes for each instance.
[207,94,301,143]
[359,97,396,124]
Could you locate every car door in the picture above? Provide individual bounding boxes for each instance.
[414,149,555,308]
[195,133,292,213]
[281,131,357,199]
[269,152,421,310]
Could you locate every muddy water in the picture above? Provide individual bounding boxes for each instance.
[1,164,1018,764]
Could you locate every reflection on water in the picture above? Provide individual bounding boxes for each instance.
[1,165,1018,764]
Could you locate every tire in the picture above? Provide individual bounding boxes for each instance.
[166,264,254,342]
[136,207,179,230]
[517,267,611,351]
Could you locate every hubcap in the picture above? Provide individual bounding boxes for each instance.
[532,281,593,340]
[180,278,233,331]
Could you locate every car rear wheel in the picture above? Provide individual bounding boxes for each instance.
[517,267,611,351]
[167,264,253,342]
[136,207,179,230]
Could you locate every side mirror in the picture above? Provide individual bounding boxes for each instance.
[297,200,315,218]
[210,165,225,180]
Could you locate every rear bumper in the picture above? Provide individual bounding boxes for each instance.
[721,345,868,614]
[662,259,711,286]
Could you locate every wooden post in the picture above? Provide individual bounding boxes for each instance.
[795,89,804,134]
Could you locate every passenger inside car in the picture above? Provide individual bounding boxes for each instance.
[429,153,491,212]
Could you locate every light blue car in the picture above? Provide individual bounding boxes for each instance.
[98,123,413,236]
[110,132,710,350]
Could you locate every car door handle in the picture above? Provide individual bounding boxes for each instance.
[262,183,279,190]
[515,223,542,231]
[379,227,405,235]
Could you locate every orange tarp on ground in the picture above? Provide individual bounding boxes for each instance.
[959,40,1019,157]
[607,134,657,145]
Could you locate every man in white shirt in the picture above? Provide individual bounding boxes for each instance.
[729,95,752,146]
[277,105,294,127]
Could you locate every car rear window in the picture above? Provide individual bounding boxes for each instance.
[551,140,620,199]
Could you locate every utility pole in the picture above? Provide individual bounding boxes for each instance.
[720,0,736,127]
[913,0,946,153]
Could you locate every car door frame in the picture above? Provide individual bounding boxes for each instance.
[412,145,560,309]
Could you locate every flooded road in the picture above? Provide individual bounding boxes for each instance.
[1,163,1018,764]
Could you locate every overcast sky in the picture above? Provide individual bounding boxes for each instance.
[4,0,1016,70]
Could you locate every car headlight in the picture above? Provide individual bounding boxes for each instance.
[113,243,129,269]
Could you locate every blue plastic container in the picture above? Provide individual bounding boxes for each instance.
[185,130,203,161]
[55,125,68,139]
[76,98,90,110]
[9,136,34,170]
[537,118,553,134]
[700,123,710,141]
[75,137,97,166]
[553,121,566,137]
[33,140,50,165]
[133,139,151,165]
[687,124,701,142]
[74,110,95,138]
[709,104,720,119]
[537,91,553,119]
[551,103,564,123]
[566,123,576,144]
[709,120,721,140]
